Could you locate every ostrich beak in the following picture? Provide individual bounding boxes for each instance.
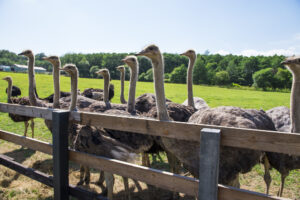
[42,57,49,61]
[18,52,25,56]
[281,60,292,65]
[135,49,146,56]
[121,58,126,62]
[59,68,65,71]
[180,53,186,56]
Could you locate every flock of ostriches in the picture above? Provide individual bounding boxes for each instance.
[1,45,300,199]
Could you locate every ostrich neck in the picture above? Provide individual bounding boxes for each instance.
[28,55,38,106]
[152,57,169,121]
[70,72,78,111]
[53,62,60,109]
[290,76,300,133]
[127,66,138,113]
[103,74,111,109]
[187,56,196,108]
[6,80,12,103]
[120,70,126,104]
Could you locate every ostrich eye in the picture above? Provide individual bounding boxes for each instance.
[131,58,135,61]
[149,47,153,51]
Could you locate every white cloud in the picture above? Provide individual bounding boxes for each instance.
[240,47,297,57]
[215,50,230,55]
[294,33,300,41]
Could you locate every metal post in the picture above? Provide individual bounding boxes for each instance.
[198,128,221,200]
[52,110,70,200]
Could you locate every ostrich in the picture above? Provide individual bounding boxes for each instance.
[116,65,127,104]
[2,76,34,138]
[180,49,209,110]
[61,64,136,200]
[263,57,300,197]
[82,84,114,101]
[5,85,21,97]
[136,44,276,189]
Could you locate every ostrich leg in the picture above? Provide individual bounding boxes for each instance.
[104,172,114,200]
[30,119,34,138]
[278,172,288,197]
[263,156,271,195]
[24,121,29,137]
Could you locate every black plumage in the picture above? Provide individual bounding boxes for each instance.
[6,85,21,97]
[82,84,114,101]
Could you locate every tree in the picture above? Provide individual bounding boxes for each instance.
[139,68,153,82]
[274,68,292,89]
[205,62,218,84]
[170,64,187,83]
[252,68,276,90]
[90,65,100,78]
[77,57,90,77]
[214,71,230,85]
[193,56,207,84]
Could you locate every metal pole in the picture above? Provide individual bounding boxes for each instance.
[198,128,221,200]
[52,110,70,200]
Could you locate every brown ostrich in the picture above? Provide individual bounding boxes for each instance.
[180,49,209,111]
[2,76,34,138]
[264,56,300,196]
[136,44,276,189]
[116,65,127,104]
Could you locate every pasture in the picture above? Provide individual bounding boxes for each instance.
[0,71,298,199]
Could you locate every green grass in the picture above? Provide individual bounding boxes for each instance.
[0,71,298,199]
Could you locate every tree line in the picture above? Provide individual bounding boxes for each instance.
[0,49,291,90]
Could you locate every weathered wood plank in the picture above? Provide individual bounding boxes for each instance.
[0,103,53,120]
[198,128,221,200]
[76,111,300,156]
[52,110,69,200]
[218,185,289,200]
[0,154,107,200]
[0,130,52,155]
[1,102,300,155]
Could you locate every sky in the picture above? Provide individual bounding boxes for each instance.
[0,0,300,56]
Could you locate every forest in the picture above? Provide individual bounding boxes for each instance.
[0,49,290,90]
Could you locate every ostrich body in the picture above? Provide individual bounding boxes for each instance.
[2,76,34,138]
[116,65,127,104]
[41,91,71,103]
[136,45,276,189]
[82,84,114,101]
[263,57,300,196]
[5,85,21,97]
[180,50,208,110]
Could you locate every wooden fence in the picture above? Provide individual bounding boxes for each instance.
[0,102,298,200]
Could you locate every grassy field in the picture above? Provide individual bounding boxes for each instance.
[0,71,298,199]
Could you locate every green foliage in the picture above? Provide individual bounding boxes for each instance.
[89,65,100,78]
[193,56,207,84]
[253,68,277,90]
[214,70,230,85]
[139,68,153,82]
[274,68,292,89]
[170,64,187,83]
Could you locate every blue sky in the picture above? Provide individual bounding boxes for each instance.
[0,0,300,56]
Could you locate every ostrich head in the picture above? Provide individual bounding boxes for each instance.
[282,56,300,75]
[122,55,138,69]
[18,49,34,58]
[116,65,125,73]
[43,56,60,66]
[135,44,161,62]
[96,68,110,79]
[2,76,12,82]
[180,49,196,60]
[60,64,78,76]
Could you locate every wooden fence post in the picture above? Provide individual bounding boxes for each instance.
[52,110,70,200]
[198,128,221,200]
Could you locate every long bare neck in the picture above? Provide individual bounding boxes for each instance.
[70,71,78,111]
[103,74,111,109]
[6,80,12,103]
[120,70,126,104]
[290,74,300,133]
[28,55,38,106]
[53,62,60,109]
[152,56,169,121]
[187,55,196,108]
[127,66,138,113]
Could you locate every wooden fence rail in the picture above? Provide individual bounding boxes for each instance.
[0,102,296,200]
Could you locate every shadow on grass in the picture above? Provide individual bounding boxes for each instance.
[0,147,36,187]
